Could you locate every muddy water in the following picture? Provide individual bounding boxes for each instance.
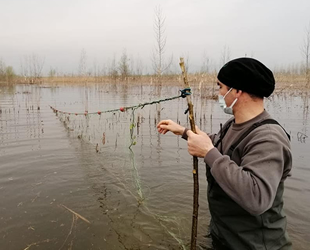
[0,84,309,250]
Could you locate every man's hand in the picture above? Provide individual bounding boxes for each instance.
[157,120,185,135]
[187,127,214,158]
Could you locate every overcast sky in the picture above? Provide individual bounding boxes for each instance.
[1,0,310,74]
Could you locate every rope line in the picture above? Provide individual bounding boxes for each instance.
[49,88,191,116]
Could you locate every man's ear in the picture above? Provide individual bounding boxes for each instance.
[235,89,242,98]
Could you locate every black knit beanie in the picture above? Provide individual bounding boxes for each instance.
[217,57,275,97]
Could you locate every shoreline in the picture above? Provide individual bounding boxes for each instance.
[1,74,309,97]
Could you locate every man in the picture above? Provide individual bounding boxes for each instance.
[157,58,292,250]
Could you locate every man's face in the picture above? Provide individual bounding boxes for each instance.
[217,80,230,96]
[216,79,235,106]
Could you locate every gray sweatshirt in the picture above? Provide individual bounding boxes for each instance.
[183,110,292,215]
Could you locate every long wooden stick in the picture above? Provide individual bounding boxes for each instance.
[60,204,91,224]
[179,58,199,250]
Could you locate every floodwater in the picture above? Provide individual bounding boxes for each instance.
[0,83,309,250]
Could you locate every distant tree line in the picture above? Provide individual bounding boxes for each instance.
[0,54,45,84]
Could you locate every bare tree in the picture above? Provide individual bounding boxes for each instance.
[48,67,57,78]
[0,59,15,84]
[31,54,45,82]
[152,5,172,82]
[100,63,107,79]
[92,59,99,79]
[220,45,231,66]
[5,66,15,83]
[129,55,135,78]
[20,54,45,83]
[200,52,212,73]
[118,49,130,81]
[135,55,144,77]
[78,48,87,77]
[301,22,310,84]
[0,59,5,81]
[108,54,118,80]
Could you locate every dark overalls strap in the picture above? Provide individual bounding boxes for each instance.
[227,119,291,157]
[214,119,235,148]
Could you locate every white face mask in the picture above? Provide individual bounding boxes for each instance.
[218,88,238,115]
